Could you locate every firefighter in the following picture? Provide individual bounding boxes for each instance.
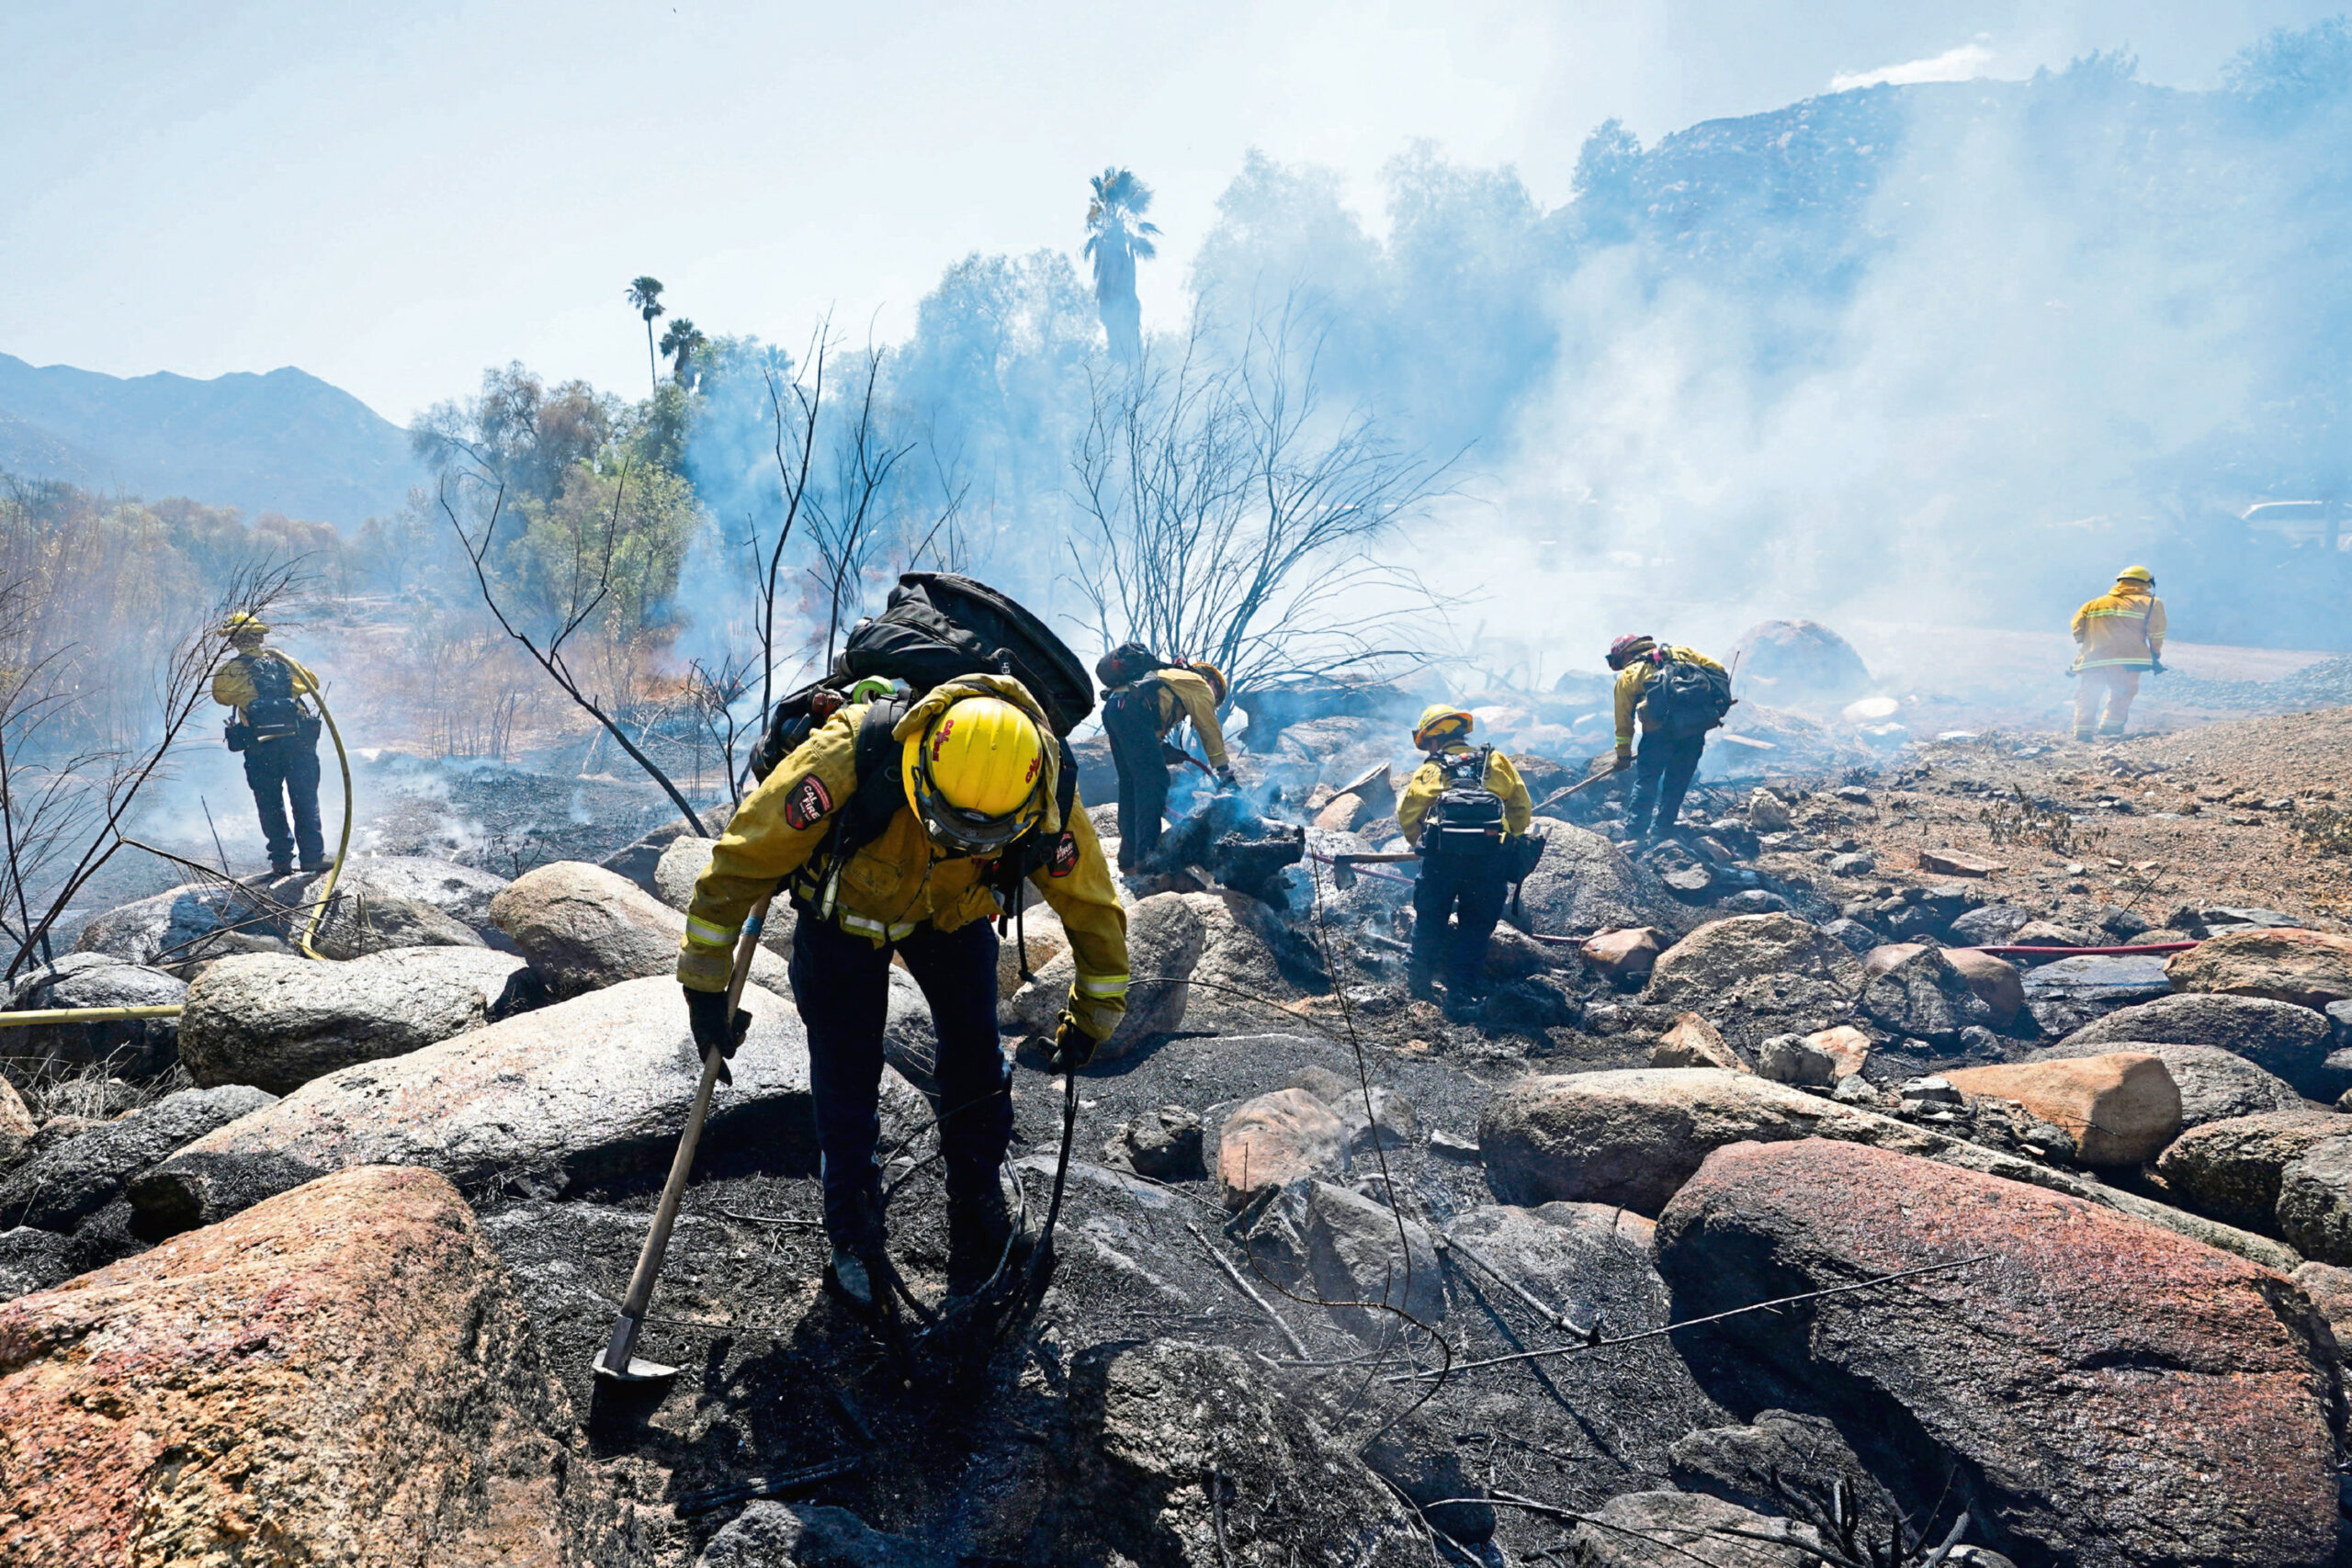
[1396,705,1532,1015]
[1094,644,1238,871]
[2070,566,2165,740]
[1608,635,1731,845]
[211,613,328,877]
[677,675,1128,1309]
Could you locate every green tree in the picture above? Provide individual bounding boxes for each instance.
[625,276,666,395]
[659,316,708,389]
[1084,168,1159,363]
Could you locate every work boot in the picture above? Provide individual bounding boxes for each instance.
[945,1183,1023,1299]
[269,860,294,879]
[2074,730,2095,742]
[824,1187,887,1310]
[1406,953,1439,1002]
[828,1245,879,1308]
[300,858,332,874]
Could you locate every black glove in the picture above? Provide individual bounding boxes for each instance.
[1043,1011,1098,1074]
[684,985,752,1082]
[2150,658,2167,676]
[1214,765,1238,791]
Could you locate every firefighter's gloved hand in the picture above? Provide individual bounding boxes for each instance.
[1043,1011,1098,1074]
[1611,750,1634,773]
[684,985,752,1084]
[2150,658,2167,676]
[1214,765,1238,791]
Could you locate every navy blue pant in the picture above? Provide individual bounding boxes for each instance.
[243,735,324,870]
[1411,849,1508,992]
[1627,730,1706,839]
[789,914,1010,1246]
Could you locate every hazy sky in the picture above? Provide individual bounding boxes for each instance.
[2,0,2335,423]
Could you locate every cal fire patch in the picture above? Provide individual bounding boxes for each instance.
[1048,830,1079,878]
[783,773,834,831]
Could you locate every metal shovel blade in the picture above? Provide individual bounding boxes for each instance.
[594,1310,679,1385]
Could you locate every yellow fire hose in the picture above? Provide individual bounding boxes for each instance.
[0,673,356,1028]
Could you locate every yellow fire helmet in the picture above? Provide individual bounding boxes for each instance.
[902,694,1047,856]
[1413,703,1474,750]
[222,611,269,641]
[1190,660,1230,705]
[2116,564,2155,585]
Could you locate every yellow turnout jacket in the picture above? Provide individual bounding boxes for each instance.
[2070,584,2165,672]
[1396,745,1533,847]
[1143,668,1231,770]
[679,674,1131,1041]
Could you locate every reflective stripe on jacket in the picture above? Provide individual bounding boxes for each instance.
[1612,645,1724,745]
[1396,745,1533,847]
[679,674,1131,1041]
[2070,586,2165,671]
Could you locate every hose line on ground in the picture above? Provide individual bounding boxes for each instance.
[297,682,356,961]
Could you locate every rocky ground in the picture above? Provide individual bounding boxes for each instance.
[7,685,2352,1567]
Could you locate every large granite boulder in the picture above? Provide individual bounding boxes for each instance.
[2021,953,2173,1033]
[68,883,262,966]
[1005,892,1198,1061]
[0,1086,275,1234]
[2,955,187,1075]
[2167,928,2352,1010]
[294,855,513,937]
[179,948,542,1094]
[305,891,485,959]
[2030,1039,2307,1128]
[489,859,787,999]
[1510,825,1682,938]
[1655,1139,2343,1568]
[652,833,716,912]
[2060,992,2343,1100]
[129,976,869,1234]
[0,1166,626,1565]
[2154,1109,2350,1231]
[1645,914,1861,1010]
[1942,1054,2182,1167]
[1476,1068,2091,1217]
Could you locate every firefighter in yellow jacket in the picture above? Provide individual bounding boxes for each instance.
[1095,643,1238,870]
[210,613,328,876]
[2070,566,2165,740]
[1397,705,1532,1013]
[1608,635,1730,844]
[678,674,1128,1307]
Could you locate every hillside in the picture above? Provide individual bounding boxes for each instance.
[0,354,420,527]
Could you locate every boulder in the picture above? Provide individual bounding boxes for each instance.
[1950,903,2033,946]
[489,859,787,999]
[2276,1138,2352,1267]
[1756,1033,1838,1088]
[2011,919,2098,948]
[2031,1040,2306,1128]
[1261,1179,1442,1338]
[296,855,514,936]
[0,1076,33,1165]
[1480,925,1554,981]
[1510,826,1679,937]
[2155,1109,2350,1230]
[0,1165,624,1565]
[68,882,265,966]
[1006,892,1202,1060]
[2061,992,2342,1100]
[596,814,700,896]
[1946,949,2025,1025]
[1477,1068,2094,1217]
[697,1503,947,1568]
[306,891,484,959]
[2021,953,2172,1034]
[996,901,1070,998]
[2290,1261,2352,1361]
[1560,1491,1826,1567]
[1581,927,1664,984]
[130,976,853,1234]
[1943,1054,2181,1167]
[1645,914,1860,1010]
[180,948,541,1094]
[1,956,187,1076]
[1055,1339,1419,1565]
[1105,1105,1206,1181]
[1860,947,1993,1043]
[1652,1012,1747,1072]
[1728,618,1874,704]
[1746,789,1794,833]
[0,1225,81,1302]
[1180,889,1320,1031]
[1655,1139,2344,1568]
[1217,1089,1348,1210]
[1282,1066,1416,1155]
[1668,1412,1905,1552]
[0,1086,275,1233]
[651,833,716,911]
[2168,928,2352,1010]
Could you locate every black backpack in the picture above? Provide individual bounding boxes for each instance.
[1640,653,1735,738]
[1422,746,1506,854]
[750,572,1094,782]
[244,654,306,743]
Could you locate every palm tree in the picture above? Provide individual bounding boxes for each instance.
[625,276,666,394]
[659,317,708,389]
[1084,168,1159,364]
